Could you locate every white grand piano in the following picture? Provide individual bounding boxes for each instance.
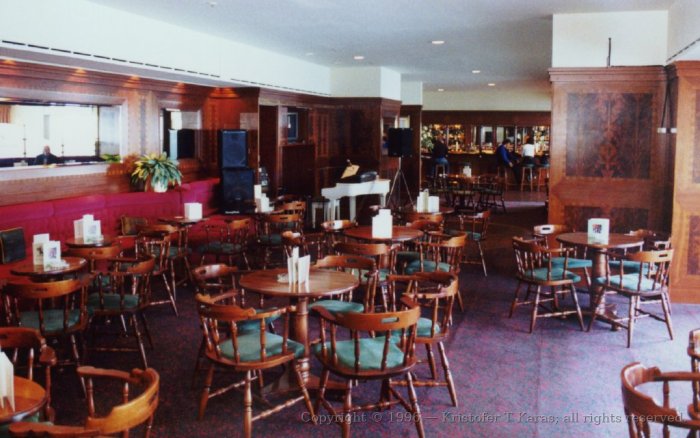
[321,178,390,221]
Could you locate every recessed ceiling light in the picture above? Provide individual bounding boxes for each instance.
[431,40,445,45]
[437,88,444,92]
[487,83,496,87]
[472,70,481,74]
[353,55,364,60]
[207,1,217,7]
[305,52,314,56]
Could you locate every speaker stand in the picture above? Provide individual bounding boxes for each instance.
[387,157,414,211]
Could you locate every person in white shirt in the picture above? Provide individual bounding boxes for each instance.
[521,138,536,166]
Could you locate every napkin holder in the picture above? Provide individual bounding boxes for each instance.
[462,165,472,178]
[256,195,272,213]
[416,190,430,213]
[286,248,310,285]
[73,214,102,242]
[372,209,393,238]
[184,202,203,220]
[254,184,262,200]
[587,218,610,244]
[0,352,14,411]
[427,196,440,213]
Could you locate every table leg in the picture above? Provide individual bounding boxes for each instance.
[349,196,357,221]
[589,250,619,330]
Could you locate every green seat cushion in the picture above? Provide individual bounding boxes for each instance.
[313,336,406,371]
[20,309,82,333]
[608,259,645,274]
[522,267,580,283]
[219,332,304,362]
[593,274,660,292]
[197,242,243,254]
[309,299,364,314]
[0,413,44,438]
[550,257,592,269]
[257,234,282,246]
[396,250,421,266]
[87,293,140,313]
[404,260,451,275]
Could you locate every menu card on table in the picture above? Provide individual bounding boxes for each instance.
[287,247,310,285]
[184,202,203,220]
[74,214,102,242]
[372,209,393,238]
[256,195,272,213]
[587,218,610,244]
[0,352,14,410]
[32,233,62,268]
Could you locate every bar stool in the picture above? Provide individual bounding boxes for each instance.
[520,164,535,192]
[435,163,447,177]
[536,165,550,192]
[496,165,510,190]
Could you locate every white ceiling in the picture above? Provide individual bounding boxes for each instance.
[87,0,675,94]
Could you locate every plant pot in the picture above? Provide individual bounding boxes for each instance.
[151,181,168,193]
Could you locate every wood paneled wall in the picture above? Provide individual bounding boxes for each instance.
[548,67,671,235]
[668,61,700,302]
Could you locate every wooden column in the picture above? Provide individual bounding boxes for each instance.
[668,61,700,302]
[548,67,670,234]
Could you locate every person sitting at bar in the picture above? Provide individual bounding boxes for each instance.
[521,136,536,167]
[431,132,449,176]
[496,138,519,181]
[34,145,61,165]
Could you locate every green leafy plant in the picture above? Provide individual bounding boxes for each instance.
[130,152,182,191]
[100,153,121,163]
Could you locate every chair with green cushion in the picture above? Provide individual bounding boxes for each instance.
[396,219,442,275]
[590,249,674,347]
[333,241,398,312]
[533,223,592,288]
[606,229,671,275]
[4,277,91,391]
[87,256,155,368]
[10,366,160,438]
[319,219,355,259]
[256,213,303,269]
[196,293,314,436]
[0,327,56,422]
[458,209,491,276]
[313,300,423,437]
[65,244,123,290]
[475,174,506,213]
[311,255,378,315]
[404,232,466,311]
[509,237,585,333]
[190,264,277,385]
[388,272,459,407]
[198,218,252,269]
[135,229,177,316]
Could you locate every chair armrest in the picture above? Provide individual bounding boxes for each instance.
[39,345,57,367]
[311,306,337,323]
[77,365,132,382]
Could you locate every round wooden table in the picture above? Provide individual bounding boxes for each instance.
[343,225,423,243]
[556,232,644,324]
[239,268,359,387]
[64,235,115,248]
[0,377,47,425]
[10,256,87,280]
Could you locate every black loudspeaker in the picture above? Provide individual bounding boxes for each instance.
[220,129,248,168]
[388,128,413,157]
[168,129,195,159]
[220,168,255,214]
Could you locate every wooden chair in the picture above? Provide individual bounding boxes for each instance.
[65,245,122,277]
[333,241,398,312]
[446,175,476,211]
[281,230,310,259]
[389,272,459,407]
[319,219,355,259]
[0,327,56,422]
[396,219,443,275]
[532,224,592,287]
[198,218,251,269]
[689,328,700,409]
[509,237,585,333]
[196,293,314,437]
[310,255,379,315]
[4,278,91,371]
[459,210,491,276]
[256,213,303,269]
[10,366,160,438]
[475,175,506,213]
[621,362,700,437]
[135,229,177,316]
[403,232,467,311]
[590,249,674,347]
[314,300,424,437]
[87,256,155,368]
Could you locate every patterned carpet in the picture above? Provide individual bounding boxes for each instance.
[45,198,700,437]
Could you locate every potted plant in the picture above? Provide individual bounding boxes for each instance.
[130,152,182,192]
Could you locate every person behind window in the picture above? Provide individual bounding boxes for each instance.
[431,132,449,176]
[34,145,60,165]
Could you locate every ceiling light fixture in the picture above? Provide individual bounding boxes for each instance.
[487,83,496,87]
[431,40,445,45]
[472,70,481,74]
[207,1,217,7]
[353,55,364,60]
[438,88,444,92]
[305,52,314,56]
